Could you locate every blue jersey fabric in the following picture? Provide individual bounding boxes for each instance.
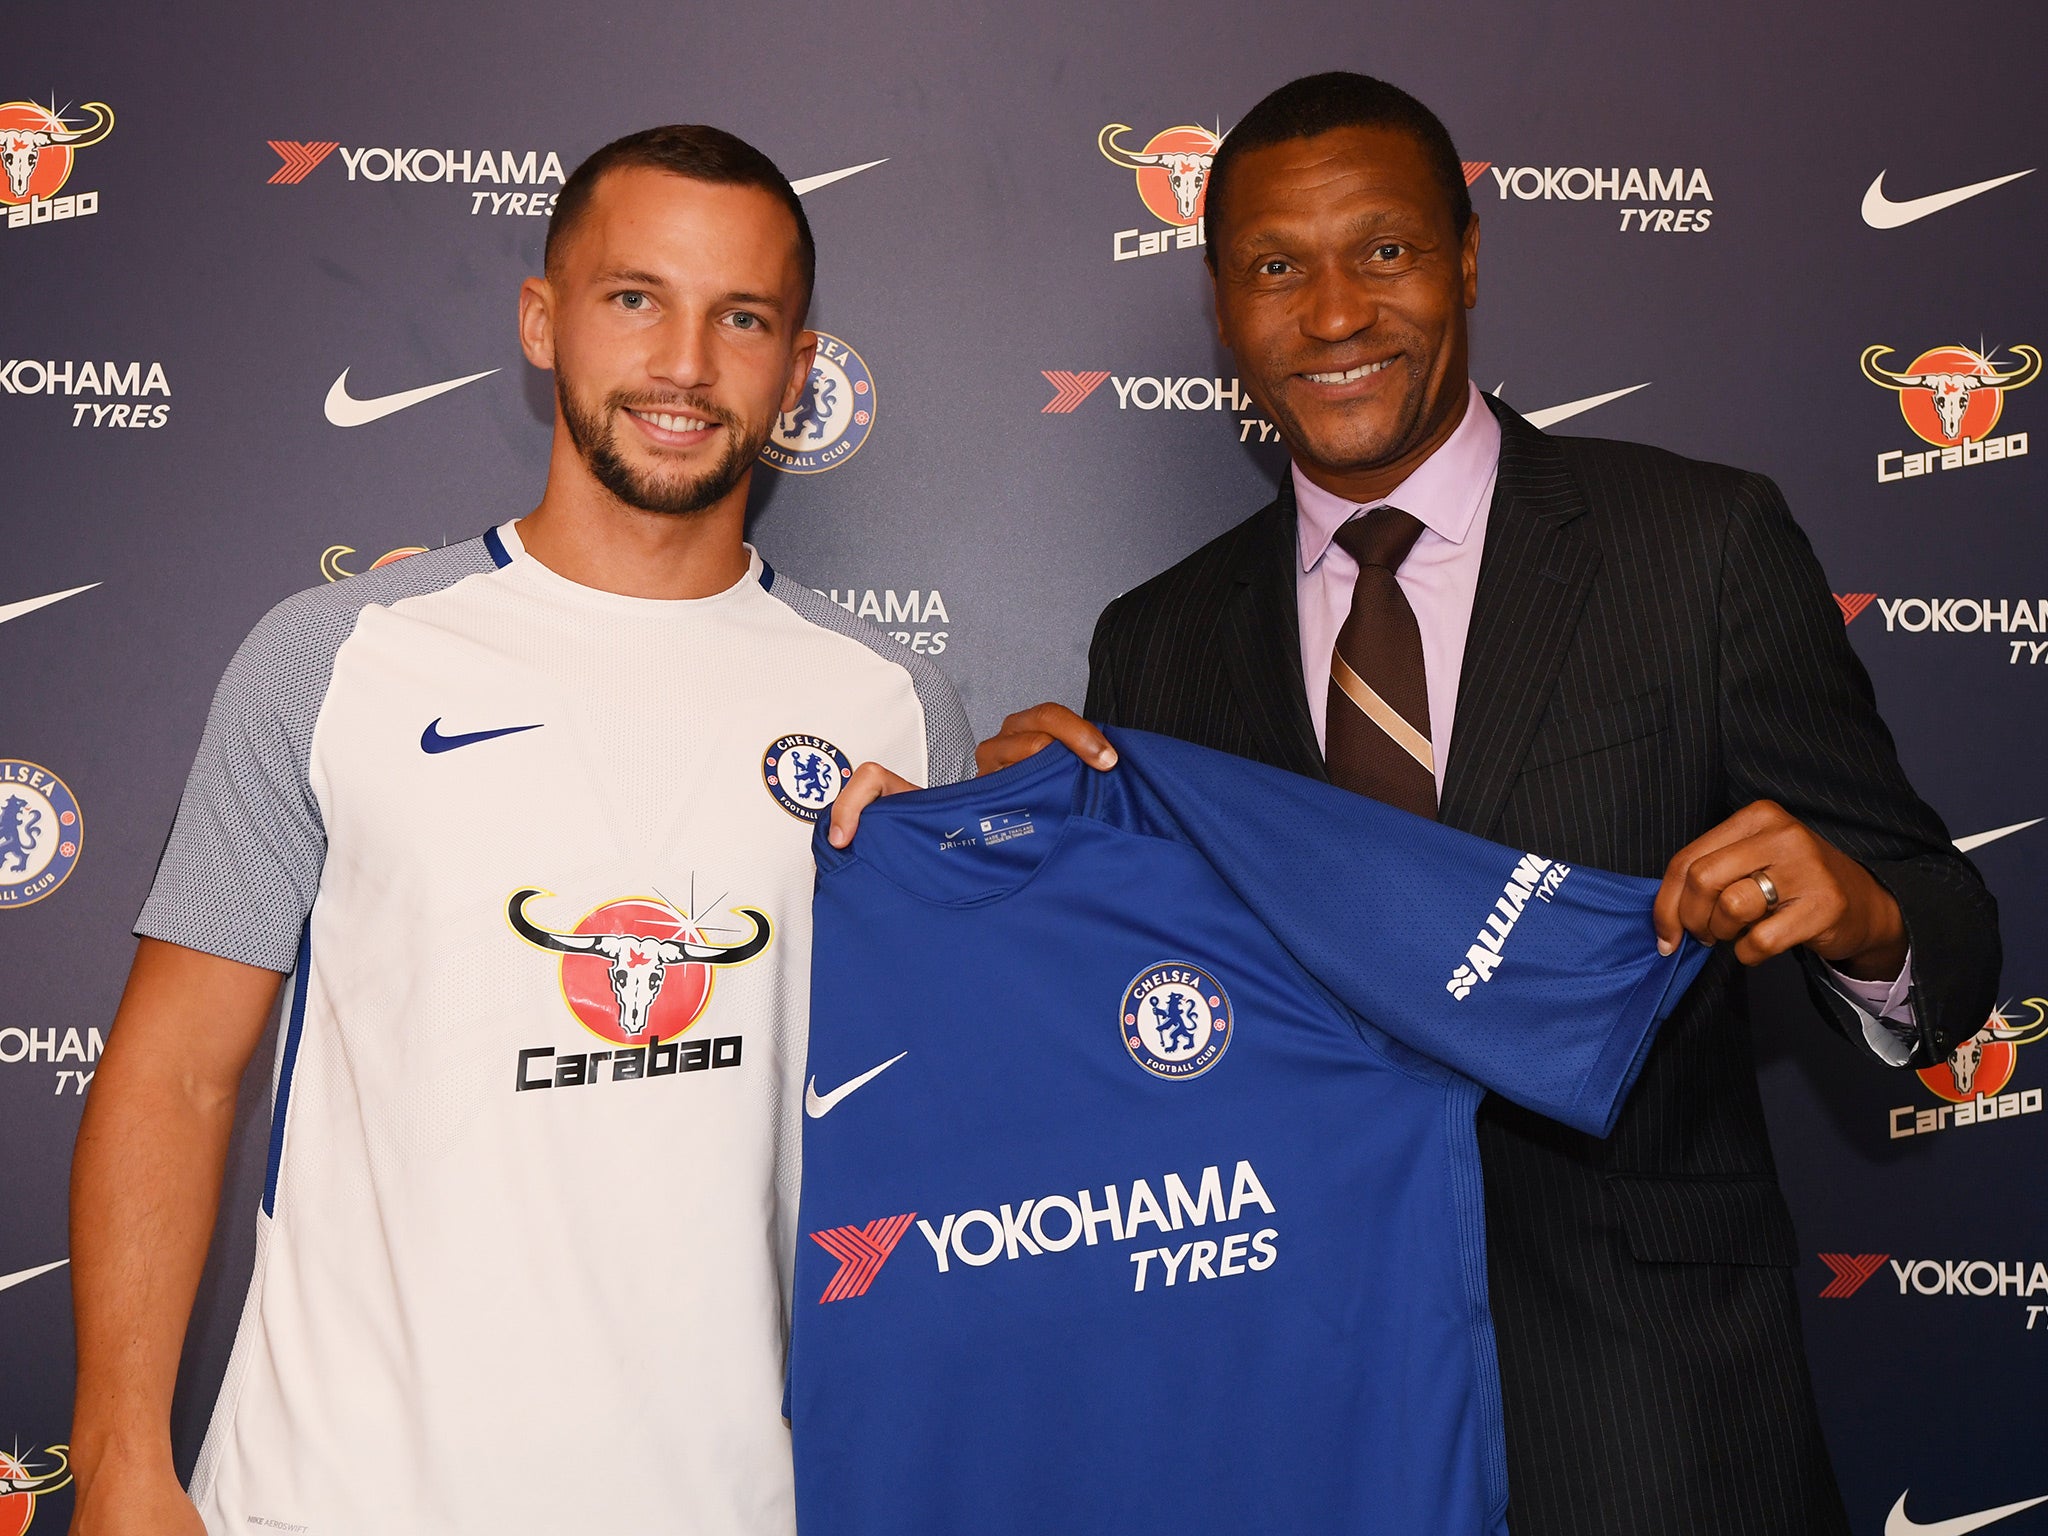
[790,728,1706,1536]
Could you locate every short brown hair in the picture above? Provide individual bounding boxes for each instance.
[546,124,816,319]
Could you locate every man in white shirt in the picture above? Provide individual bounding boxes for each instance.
[68,124,969,1536]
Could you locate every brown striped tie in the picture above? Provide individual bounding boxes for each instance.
[1325,507,1436,819]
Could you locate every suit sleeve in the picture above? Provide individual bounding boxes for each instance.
[1106,729,1708,1137]
[1083,596,1126,726]
[1715,474,1999,1066]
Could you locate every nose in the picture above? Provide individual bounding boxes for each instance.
[1300,264,1375,346]
[645,308,718,394]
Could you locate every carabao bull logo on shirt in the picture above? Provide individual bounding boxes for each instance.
[506,888,771,1045]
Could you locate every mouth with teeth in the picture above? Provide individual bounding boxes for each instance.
[1301,357,1397,386]
[625,404,725,443]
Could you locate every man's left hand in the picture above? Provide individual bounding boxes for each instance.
[1653,800,1907,978]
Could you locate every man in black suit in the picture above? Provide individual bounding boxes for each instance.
[835,72,1998,1535]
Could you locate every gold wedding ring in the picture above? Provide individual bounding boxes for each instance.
[1750,870,1781,914]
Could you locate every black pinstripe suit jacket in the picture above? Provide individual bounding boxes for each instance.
[1084,396,1999,1536]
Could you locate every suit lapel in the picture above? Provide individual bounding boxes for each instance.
[1221,486,1327,781]
[1439,402,1602,837]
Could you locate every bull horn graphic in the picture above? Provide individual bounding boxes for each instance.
[1862,343,2043,391]
[37,101,115,149]
[0,1444,72,1498]
[1098,123,1165,169]
[320,545,358,582]
[506,888,772,966]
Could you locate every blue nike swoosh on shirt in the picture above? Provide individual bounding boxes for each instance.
[420,719,544,753]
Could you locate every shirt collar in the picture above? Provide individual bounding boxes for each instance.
[1293,380,1502,573]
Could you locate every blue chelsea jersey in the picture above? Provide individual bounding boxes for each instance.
[789,728,1706,1536]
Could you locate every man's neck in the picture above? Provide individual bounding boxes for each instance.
[517,435,753,601]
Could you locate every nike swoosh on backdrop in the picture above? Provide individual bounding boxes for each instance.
[1512,382,1651,430]
[1862,168,2033,229]
[1953,818,2043,854]
[806,1051,908,1119]
[1886,1490,2048,1536]
[420,719,544,754]
[0,1259,68,1295]
[789,159,888,196]
[0,583,99,626]
[324,367,500,427]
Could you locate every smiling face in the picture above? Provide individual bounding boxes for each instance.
[525,165,815,518]
[1212,125,1479,501]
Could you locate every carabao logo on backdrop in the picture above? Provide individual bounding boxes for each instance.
[1098,121,1221,263]
[1474,158,1716,233]
[761,334,874,475]
[1863,341,2038,484]
[266,140,568,217]
[0,97,112,231]
[0,1444,72,1536]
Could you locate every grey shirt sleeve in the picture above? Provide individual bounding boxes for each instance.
[136,541,496,970]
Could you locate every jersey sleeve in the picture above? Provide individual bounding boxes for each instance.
[1101,727,1709,1137]
[134,597,339,972]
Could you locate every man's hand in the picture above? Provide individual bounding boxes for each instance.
[976,704,1117,779]
[827,706,1119,848]
[1652,800,1907,977]
[69,1453,206,1535]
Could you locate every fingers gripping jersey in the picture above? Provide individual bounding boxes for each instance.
[137,524,970,1536]
[790,729,1706,1536]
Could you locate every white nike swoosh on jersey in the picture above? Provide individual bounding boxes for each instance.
[790,159,888,196]
[1517,383,1651,430]
[805,1051,908,1118]
[1953,818,2043,854]
[323,367,500,427]
[0,583,99,626]
[1886,1490,2048,1536]
[1862,168,2033,228]
[0,1259,68,1295]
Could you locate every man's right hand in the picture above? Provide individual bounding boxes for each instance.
[69,1457,206,1535]
[977,703,1118,777]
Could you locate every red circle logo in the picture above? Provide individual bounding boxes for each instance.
[558,897,717,1046]
[0,100,113,207]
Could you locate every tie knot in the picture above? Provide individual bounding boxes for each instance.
[1333,505,1426,572]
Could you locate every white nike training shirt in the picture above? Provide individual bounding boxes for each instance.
[137,522,972,1536]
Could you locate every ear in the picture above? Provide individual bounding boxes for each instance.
[1460,214,1481,310]
[781,330,820,414]
[518,276,556,371]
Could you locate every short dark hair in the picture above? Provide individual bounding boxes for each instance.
[1204,73,1472,266]
[545,124,816,318]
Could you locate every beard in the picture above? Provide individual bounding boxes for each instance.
[557,377,771,517]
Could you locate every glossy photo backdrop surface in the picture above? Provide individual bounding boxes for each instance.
[4,5,2044,1532]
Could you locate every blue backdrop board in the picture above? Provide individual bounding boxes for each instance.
[3,4,2043,1533]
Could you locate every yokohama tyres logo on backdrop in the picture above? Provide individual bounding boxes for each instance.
[265,140,569,216]
[1819,1253,2048,1331]
[1839,591,2048,665]
[1471,157,1716,233]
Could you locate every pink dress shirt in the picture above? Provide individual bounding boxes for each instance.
[1291,382,1917,1061]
